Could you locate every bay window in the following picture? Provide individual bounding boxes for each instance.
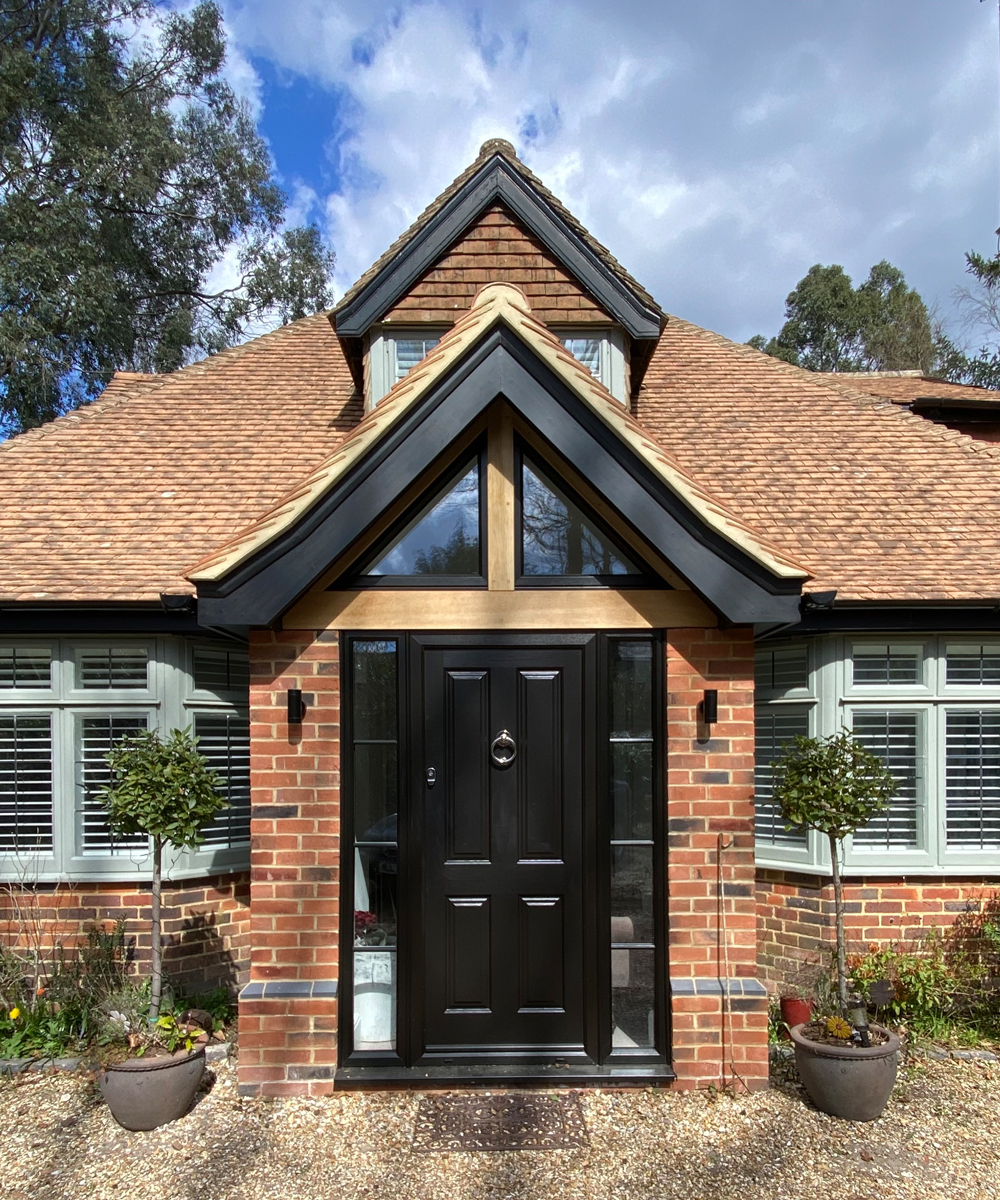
[755,636,1000,873]
[0,636,250,881]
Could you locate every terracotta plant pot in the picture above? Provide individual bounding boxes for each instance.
[779,996,813,1031]
[790,1021,900,1122]
[98,1047,206,1131]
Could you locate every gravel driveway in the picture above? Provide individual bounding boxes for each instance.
[0,1053,996,1200]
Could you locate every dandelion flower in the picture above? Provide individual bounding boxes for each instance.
[8,1007,20,1020]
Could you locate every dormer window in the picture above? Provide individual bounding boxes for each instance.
[557,328,627,403]
[367,327,446,409]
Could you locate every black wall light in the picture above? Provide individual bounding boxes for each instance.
[287,688,306,725]
[700,688,719,726]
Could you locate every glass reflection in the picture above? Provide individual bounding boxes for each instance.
[611,948,655,1048]
[367,464,480,576]
[610,846,654,944]
[521,458,640,576]
[611,744,653,841]
[610,641,652,738]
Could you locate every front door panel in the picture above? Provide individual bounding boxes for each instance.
[421,644,588,1060]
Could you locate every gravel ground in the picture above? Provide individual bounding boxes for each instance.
[0,1053,997,1200]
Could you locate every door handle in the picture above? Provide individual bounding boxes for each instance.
[489,729,517,769]
[426,766,437,788]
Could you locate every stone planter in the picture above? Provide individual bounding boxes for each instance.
[790,1021,900,1122]
[98,1047,205,1131]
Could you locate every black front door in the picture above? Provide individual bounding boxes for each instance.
[417,639,595,1062]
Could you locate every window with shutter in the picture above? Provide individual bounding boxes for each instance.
[755,644,809,695]
[852,645,922,686]
[0,648,52,690]
[0,714,54,852]
[193,647,250,693]
[851,710,923,849]
[946,645,1000,687]
[77,647,148,690]
[195,712,251,847]
[78,714,149,854]
[754,707,810,846]
[945,710,1000,851]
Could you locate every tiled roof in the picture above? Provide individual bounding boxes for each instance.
[335,139,662,323]
[637,328,1000,601]
[816,371,1000,405]
[189,285,806,585]
[0,314,360,603]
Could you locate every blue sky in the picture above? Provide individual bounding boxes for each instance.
[215,0,1000,345]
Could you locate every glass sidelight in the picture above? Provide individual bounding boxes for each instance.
[608,638,658,1052]
[349,639,399,1052]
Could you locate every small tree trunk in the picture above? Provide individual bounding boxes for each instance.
[149,835,163,1022]
[828,831,850,1014]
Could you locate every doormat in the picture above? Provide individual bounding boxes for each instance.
[411,1093,589,1152]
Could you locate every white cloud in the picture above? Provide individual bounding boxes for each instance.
[220,0,1000,341]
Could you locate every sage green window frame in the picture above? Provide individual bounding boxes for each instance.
[0,636,250,883]
[754,634,1000,876]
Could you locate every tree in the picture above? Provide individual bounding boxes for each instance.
[98,727,226,1021]
[937,248,1000,390]
[0,0,335,433]
[748,261,936,373]
[771,731,898,1018]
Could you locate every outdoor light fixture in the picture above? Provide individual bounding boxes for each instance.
[700,689,718,726]
[287,688,306,725]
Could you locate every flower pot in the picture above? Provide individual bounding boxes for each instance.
[790,1021,900,1122]
[98,1047,205,1131]
[780,997,814,1031]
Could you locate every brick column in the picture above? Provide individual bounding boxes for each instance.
[666,627,768,1092]
[238,630,341,1097]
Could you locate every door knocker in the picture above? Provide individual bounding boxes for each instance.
[489,729,517,769]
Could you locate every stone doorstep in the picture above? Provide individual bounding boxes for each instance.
[0,1041,233,1075]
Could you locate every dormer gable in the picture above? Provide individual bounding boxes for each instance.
[336,140,664,405]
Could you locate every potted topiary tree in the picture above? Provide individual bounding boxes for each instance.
[772,729,902,1121]
[95,727,227,1131]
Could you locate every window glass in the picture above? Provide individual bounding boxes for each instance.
[610,846,654,944]
[0,648,51,690]
[945,710,1000,850]
[350,639,399,1052]
[521,457,641,577]
[851,710,922,848]
[754,707,810,846]
[0,714,54,852]
[77,647,148,690]
[79,715,149,854]
[612,947,655,1050]
[561,336,602,377]
[754,644,808,694]
[193,648,250,693]
[946,645,1000,687]
[394,336,440,381]
[366,463,480,577]
[852,645,921,686]
[195,712,250,847]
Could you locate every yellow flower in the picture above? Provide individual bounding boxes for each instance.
[8,1008,20,1020]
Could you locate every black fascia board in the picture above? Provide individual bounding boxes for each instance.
[197,328,801,627]
[0,604,242,638]
[775,604,1000,636]
[911,396,1000,414]
[334,156,662,342]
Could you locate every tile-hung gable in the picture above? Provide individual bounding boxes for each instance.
[2,137,1000,1096]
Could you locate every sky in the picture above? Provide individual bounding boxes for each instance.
[212,0,1000,345]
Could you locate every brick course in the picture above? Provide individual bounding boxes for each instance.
[383,205,612,327]
[757,868,999,989]
[0,872,249,992]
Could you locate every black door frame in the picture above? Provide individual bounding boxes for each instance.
[337,629,671,1082]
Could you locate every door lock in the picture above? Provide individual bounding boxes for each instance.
[425,766,437,788]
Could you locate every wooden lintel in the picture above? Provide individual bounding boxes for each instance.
[283,589,716,631]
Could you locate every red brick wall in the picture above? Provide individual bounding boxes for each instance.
[239,629,340,1096]
[667,628,768,1092]
[0,872,249,992]
[757,868,999,989]
[383,204,612,327]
